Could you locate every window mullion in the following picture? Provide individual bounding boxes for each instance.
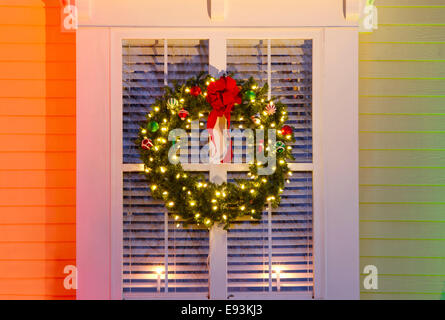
[208,35,228,300]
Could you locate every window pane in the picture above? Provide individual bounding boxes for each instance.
[122,39,209,164]
[227,171,313,295]
[123,172,210,297]
[227,39,313,163]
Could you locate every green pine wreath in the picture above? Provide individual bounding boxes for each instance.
[137,73,295,229]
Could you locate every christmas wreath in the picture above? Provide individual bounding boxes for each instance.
[137,73,295,229]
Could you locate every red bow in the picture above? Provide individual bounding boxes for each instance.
[206,76,241,130]
[205,76,241,163]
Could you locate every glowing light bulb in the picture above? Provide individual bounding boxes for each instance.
[223,215,227,220]
[155,266,163,275]
[141,129,147,134]
[160,167,167,173]
[168,201,175,207]
[212,206,218,211]
[240,206,245,211]
[190,201,196,207]
[154,107,160,112]
[151,185,157,191]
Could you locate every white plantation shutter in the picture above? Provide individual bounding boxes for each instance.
[123,172,210,297]
[227,39,314,297]
[227,171,313,295]
[227,39,312,163]
[122,39,210,298]
[123,39,209,163]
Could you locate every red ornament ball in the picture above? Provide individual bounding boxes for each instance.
[281,125,293,136]
[178,108,189,120]
[190,86,202,97]
[141,138,154,150]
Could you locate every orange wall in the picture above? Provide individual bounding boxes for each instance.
[0,0,76,299]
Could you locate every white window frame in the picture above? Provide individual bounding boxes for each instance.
[77,26,359,300]
[114,30,320,300]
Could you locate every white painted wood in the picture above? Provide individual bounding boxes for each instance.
[77,27,112,300]
[311,30,325,300]
[210,0,226,22]
[344,0,360,21]
[122,163,314,173]
[110,26,124,300]
[267,202,272,292]
[77,0,92,21]
[322,28,359,299]
[267,39,271,100]
[77,0,357,28]
[208,223,228,299]
[208,35,228,300]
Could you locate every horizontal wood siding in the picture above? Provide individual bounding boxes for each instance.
[359,0,445,300]
[0,0,75,299]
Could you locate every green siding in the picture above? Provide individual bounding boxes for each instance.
[359,0,445,299]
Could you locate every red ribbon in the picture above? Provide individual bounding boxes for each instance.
[206,76,241,162]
